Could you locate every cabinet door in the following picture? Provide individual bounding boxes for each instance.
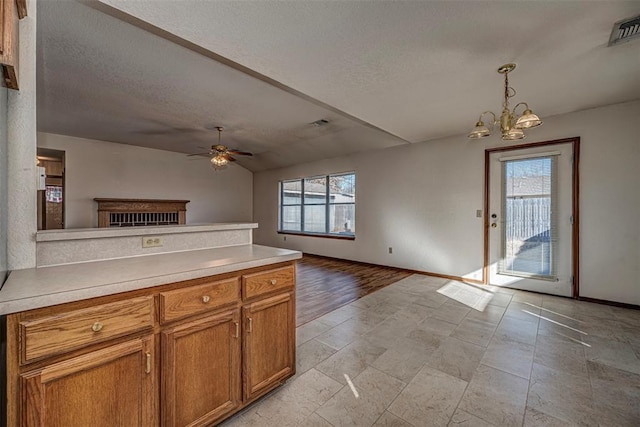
[20,335,155,427]
[243,292,295,401]
[161,309,241,427]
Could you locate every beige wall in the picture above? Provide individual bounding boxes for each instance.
[38,133,253,229]
[253,100,640,305]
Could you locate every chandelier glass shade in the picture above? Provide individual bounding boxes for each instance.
[210,155,228,167]
[468,63,542,140]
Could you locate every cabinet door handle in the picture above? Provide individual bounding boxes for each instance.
[247,317,253,333]
[233,321,239,338]
[202,295,210,304]
[145,352,151,374]
[270,279,277,285]
[91,322,103,332]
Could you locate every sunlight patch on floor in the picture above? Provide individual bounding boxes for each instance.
[437,281,493,311]
[344,374,359,399]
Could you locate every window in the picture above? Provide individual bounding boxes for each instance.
[279,172,355,238]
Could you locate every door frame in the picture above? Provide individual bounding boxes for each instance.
[483,137,581,297]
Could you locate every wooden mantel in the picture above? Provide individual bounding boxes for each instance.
[94,198,190,228]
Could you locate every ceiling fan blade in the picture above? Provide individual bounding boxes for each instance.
[227,150,253,156]
[186,152,212,156]
[222,154,237,162]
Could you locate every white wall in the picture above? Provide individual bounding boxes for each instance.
[253,100,640,305]
[7,0,37,270]
[38,133,253,229]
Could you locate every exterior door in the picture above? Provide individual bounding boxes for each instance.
[488,143,574,296]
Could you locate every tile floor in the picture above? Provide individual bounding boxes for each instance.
[220,274,640,426]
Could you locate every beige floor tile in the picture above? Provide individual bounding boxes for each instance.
[427,336,485,382]
[465,303,506,325]
[316,338,388,385]
[511,291,544,306]
[416,316,457,336]
[533,334,589,378]
[584,335,640,375]
[430,300,471,325]
[372,411,413,426]
[448,409,496,426]
[316,318,371,350]
[413,293,449,309]
[458,364,529,427]
[494,316,539,345]
[371,345,430,382]
[316,367,405,427]
[487,292,513,307]
[304,412,335,426]
[297,319,334,345]
[482,335,535,379]
[387,366,467,427]
[297,339,338,374]
[587,360,640,422]
[451,318,497,347]
[523,406,573,426]
[527,363,595,426]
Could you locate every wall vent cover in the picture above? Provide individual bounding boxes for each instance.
[609,14,640,46]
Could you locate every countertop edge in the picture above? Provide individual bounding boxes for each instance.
[0,247,301,315]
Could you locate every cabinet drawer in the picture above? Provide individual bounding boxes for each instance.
[20,296,154,363]
[242,266,294,300]
[160,278,240,323]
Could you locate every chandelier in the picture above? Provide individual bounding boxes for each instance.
[468,63,542,141]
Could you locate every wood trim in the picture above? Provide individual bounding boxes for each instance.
[578,296,639,311]
[15,0,26,20]
[278,231,355,240]
[0,0,19,90]
[483,137,581,297]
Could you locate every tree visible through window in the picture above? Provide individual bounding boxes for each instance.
[279,172,355,237]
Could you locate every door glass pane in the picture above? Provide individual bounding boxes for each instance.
[500,157,556,278]
[281,206,301,231]
[303,205,325,233]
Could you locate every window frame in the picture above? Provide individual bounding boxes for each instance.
[278,172,355,240]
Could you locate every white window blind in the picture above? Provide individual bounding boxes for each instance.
[499,155,558,280]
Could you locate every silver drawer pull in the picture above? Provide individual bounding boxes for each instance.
[270,279,277,285]
[91,322,103,332]
[202,295,210,303]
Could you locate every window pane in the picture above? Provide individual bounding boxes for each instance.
[304,177,327,205]
[281,206,301,231]
[329,174,355,203]
[303,205,326,233]
[501,157,554,278]
[282,180,302,205]
[329,204,355,235]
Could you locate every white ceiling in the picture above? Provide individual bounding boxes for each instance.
[38,1,640,172]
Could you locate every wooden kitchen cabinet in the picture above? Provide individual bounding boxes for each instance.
[243,292,295,401]
[161,309,241,427]
[4,261,296,427]
[20,335,155,427]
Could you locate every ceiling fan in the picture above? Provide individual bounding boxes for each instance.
[187,126,253,168]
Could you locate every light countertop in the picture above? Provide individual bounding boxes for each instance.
[0,244,301,315]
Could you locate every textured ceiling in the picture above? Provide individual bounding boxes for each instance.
[38,1,640,172]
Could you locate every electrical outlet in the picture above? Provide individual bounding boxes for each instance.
[283,236,287,241]
[388,247,393,254]
[142,236,163,248]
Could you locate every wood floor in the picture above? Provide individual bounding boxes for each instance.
[295,254,412,326]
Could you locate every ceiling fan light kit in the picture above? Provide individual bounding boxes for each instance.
[468,63,542,141]
[187,126,253,170]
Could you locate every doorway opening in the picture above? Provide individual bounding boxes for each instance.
[37,148,65,230]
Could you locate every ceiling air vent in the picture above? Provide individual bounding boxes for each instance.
[311,119,329,127]
[608,14,640,46]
